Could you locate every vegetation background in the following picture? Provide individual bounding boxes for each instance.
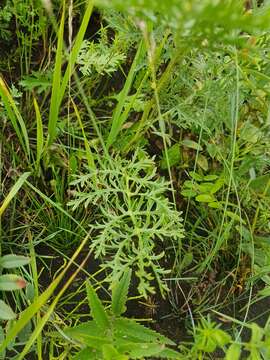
[1,0,270,358]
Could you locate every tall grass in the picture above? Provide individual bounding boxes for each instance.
[0,77,30,160]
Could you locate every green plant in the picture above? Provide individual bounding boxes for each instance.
[62,269,182,359]
[0,79,29,159]
[77,33,126,76]
[192,316,232,355]
[0,254,29,320]
[68,150,184,297]
[181,171,224,208]
[0,2,12,40]
[2,0,270,359]
[180,314,270,360]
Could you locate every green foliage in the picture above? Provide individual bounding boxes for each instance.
[77,37,126,76]
[0,172,30,216]
[111,268,131,316]
[64,272,181,359]
[86,281,110,330]
[68,150,184,297]
[181,171,224,209]
[194,316,232,353]
[96,0,270,45]
[0,0,46,43]
[2,0,270,358]
[106,40,146,149]
[0,255,29,320]
[0,78,30,159]
[0,2,12,40]
[19,71,52,94]
[179,315,270,360]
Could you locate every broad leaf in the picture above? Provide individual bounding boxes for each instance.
[114,318,175,345]
[0,300,16,320]
[226,343,241,360]
[204,175,218,181]
[196,194,215,203]
[111,268,131,316]
[158,348,183,359]
[249,175,270,196]
[182,139,202,151]
[0,255,30,269]
[65,330,111,349]
[71,347,101,360]
[102,344,128,360]
[0,274,27,291]
[160,144,181,169]
[117,342,169,358]
[86,282,110,331]
[65,320,104,337]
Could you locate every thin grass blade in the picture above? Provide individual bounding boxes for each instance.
[47,3,65,145]
[33,98,44,170]
[0,172,30,217]
[59,0,94,104]
[0,76,30,158]
[71,98,95,170]
[106,40,145,148]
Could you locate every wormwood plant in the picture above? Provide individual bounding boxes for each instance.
[63,269,182,359]
[77,29,127,76]
[68,150,184,297]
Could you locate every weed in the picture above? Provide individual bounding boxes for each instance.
[68,150,184,297]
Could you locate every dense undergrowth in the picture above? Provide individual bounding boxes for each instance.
[1,0,270,358]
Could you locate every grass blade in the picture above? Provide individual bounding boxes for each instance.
[25,180,87,233]
[71,98,95,170]
[0,172,30,217]
[0,233,90,354]
[59,0,94,104]
[17,253,90,360]
[0,76,30,158]
[28,231,42,360]
[106,40,145,149]
[47,2,65,145]
[0,274,62,353]
[47,0,93,146]
[33,98,44,171]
